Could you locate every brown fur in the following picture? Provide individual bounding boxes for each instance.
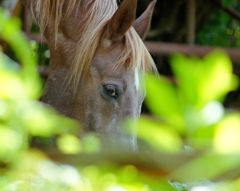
[23,0,157,91]
[22,0,157,152]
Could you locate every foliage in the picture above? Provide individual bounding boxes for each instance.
[138,51,240,189]
[1,7,240,191]
[221,0,237,8]
[0,9,80,190]
[140,50,238,153]
[196,1,240,47]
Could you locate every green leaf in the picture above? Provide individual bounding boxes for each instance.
[0,126,22,162]
[171,51,238,109]
[138,117,183,153]
[57,134,82,154]
[0,10,42,99]
[171,55,202,107]
[15,101,79,137]
[214,114,240,154]
[200,50,238,105]
[81,134,101,153]
[119,165,138,183]
[145,74,184,131]
[0,70,26,99]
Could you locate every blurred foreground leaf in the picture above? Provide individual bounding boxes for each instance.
[141,50,239,154]
[57,134,82,154]
[145,74,185,132]
[138,117,183,153]
[171,50,238,109]
[214,114,240,154]
[0,9,83,190]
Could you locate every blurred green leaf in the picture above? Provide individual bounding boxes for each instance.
[145,74,185,131]
[171,153,240,181]
[187,101,224,150]
[138,117,183,153]
[214,114,240,154]
[171,50,238,109]
[200,51,238,105]
[81,164,177,191]
[0,70,27,99]
[119,165,138,183]
[0,126,22,162]
[12,149,48,175]
[0,10,41,100]
[15,101,78,137]
[171,55,202,107]
[81,134,101,153]
[0,99,9,118]
[57,134,82,154]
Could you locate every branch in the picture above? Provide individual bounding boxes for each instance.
[44,149,240,182]
[145,41,240,64]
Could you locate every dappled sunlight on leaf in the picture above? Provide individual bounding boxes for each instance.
[189,185,217,191]
[0,70,27,99]
[214,114,240,154]
[36,161,82,186]
[107,185,128,191]
[200,101,224,126]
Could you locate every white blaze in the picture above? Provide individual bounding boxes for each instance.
[134,68,140,90]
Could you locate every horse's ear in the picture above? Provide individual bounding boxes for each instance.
[133,1,156,40]
[103,0,137,41]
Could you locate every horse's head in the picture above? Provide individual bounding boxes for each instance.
[74,0,157,152]
[74,41,145,152]
[30,0,157,152]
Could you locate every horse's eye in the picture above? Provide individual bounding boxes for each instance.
[103,85,118,98]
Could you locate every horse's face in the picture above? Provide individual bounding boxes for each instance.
[39,0,156,152]
[73,40,144,151]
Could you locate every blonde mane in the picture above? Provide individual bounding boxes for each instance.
[30,0,157,90]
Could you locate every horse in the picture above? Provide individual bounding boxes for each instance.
[22,0,157,152]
